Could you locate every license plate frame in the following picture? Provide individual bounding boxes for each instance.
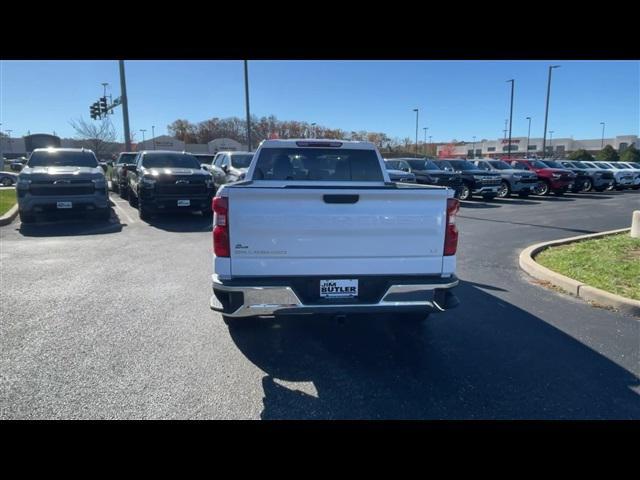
[56,201,72,209]
[177,199,191,207]
[320,279,358,299]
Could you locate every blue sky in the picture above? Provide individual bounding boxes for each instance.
[1,60,638,143]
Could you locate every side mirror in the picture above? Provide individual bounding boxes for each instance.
[201,164,209,170]
[12,163,24,172]
[222,165,229,173]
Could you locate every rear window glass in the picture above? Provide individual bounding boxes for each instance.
[230,154,253,168]
[117,153,137,164]
[27,150,98,168]
[253,148,384,181]
[142,153,200,169]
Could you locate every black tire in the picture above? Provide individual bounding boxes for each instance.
[582,178,593,192]
[138,200,152,221]
[128,189,138,208]
[19,211,35,224]
[497,180,511,198]
[95,207,111,221]
[534,180,550,196]
[1,178,13,186]
[459,183,471,201]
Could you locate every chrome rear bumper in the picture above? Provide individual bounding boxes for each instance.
[210,274,459,318]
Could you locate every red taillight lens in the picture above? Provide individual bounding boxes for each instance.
[444,198,459,256]
[213,196,230,257]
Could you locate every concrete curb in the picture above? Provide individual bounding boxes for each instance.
[519,228,640,317]
[0,203,18,226]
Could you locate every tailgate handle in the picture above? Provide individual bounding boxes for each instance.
[323,194,359,204]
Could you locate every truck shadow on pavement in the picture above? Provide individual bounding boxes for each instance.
[17,208,125,237]
[142,212,213,233]
[227,281,640,419]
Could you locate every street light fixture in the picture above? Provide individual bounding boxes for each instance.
[413,108,419,157]
[542,65,561,158]
[525,117,532,156]
[600,122,606,148]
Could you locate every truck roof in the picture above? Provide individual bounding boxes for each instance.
[259,139,377,150]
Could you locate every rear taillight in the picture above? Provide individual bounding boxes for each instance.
[444,198,459,256]
[213,196,230,257]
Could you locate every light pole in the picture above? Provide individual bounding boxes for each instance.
[526,117,532,156]
[472,136,476,158]
[244,60,252,151]
[503,119,508,140]
[152,126,156,150]
[507,79,514,160]
[140,129,146,147]
[118,60,132,151]
[542,65,560,158]
[413,108,419,157]
[423,127,428,155]
[549,130,554,157]
[600,122,605,148]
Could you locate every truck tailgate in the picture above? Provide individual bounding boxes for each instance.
[227,186,448,276]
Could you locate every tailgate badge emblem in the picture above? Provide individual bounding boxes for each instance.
[176,180,189,184]
[53,179,71,184]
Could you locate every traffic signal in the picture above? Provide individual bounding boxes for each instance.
[90,102,101,120]
[99,96,108,114]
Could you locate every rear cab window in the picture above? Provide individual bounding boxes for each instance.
[252,148,384,181]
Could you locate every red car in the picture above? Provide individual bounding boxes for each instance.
[510,159,576,196]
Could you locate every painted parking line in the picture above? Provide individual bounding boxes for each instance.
[110,195,136,224]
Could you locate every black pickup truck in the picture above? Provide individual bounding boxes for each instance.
[433,159,502,200]
[125,151,216,220]
[384,158,463,198]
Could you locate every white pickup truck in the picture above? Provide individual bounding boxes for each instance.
[209,139,460,323]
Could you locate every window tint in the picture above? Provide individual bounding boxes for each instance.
[117,153,137,164]
[230,154,253,168]
[253,148,384,181]
[27,150,98,168]
[141,153,201,169]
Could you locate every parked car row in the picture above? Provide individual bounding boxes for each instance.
[383,156,640,200]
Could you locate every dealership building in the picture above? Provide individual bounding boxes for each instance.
[436,134,638,159]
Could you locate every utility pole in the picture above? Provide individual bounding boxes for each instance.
[542,65,560,158]
[413,108,419,157]
[507,79,515,159]
[119,60,132,151]
[526,116,532,156]
[244,60,252,151]
[423,127,428,155]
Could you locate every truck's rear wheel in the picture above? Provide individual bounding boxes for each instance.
[459,184,471,201]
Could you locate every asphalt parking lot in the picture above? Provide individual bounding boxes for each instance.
[1,190,639,419]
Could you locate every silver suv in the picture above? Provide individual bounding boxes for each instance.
[472,158,539,198]
[16,148,110,223]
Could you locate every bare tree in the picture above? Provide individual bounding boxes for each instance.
[69,117,118,160]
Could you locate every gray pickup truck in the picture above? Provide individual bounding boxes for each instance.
[16,148,110,223]
[472,158,539,198]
